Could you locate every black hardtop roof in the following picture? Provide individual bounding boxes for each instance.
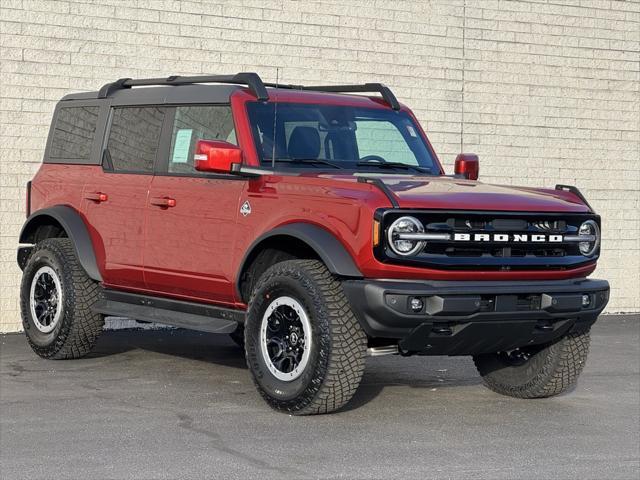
[60,72,400,110]
[61,84,242,105]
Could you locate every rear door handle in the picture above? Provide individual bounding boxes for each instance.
[84,192,108,202]
[150,197,176,208]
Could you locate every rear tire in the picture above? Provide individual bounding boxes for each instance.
[473,330,591,398]
[245,260,367,415]
[20,238,104,359]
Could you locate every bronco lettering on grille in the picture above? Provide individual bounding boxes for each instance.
[453,233,564,243]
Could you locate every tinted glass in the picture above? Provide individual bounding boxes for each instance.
[168,106,236,174]
[246,102,436,173]
[50,106,100,162]
[107,107,165,173]
[355,119,419,165]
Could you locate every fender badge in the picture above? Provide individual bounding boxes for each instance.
[240,200,252,217]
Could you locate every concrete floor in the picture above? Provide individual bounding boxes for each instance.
[1,315,638,480]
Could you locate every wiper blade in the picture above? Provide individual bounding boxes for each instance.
[356,161,431,174]
[272,158,343,169]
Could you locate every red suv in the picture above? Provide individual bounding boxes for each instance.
[18,73,609,414]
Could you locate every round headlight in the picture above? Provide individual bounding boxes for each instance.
[578,220,600,256]
[387,216,425,256]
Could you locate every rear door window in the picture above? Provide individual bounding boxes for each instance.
[49,106,100,163]
[106,107,166,173]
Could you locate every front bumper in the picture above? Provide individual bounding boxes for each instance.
[342,278,609,356]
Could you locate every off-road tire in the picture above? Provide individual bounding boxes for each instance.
[20,238,104,359]
[245,259,367,415]
[473,330,591,398]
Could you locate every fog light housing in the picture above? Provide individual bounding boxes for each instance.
[409,297,424,312]
[582,294,591,307]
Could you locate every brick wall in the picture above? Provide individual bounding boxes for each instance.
[1,0,638,332]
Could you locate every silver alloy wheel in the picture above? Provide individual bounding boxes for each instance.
[260,296,312,382]
[29,266,63,333]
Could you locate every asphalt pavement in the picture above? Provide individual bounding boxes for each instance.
[1,314,638,480]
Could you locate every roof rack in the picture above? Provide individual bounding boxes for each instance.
[267,82,401,111]
[97,72,401,110]
[97,72,269,100]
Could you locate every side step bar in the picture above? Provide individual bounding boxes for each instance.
[93,290,245,334]
[367,345,399,357]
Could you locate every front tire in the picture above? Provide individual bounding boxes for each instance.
[245,260,367,415]
[473,330,591,398]
[20,238,104,359]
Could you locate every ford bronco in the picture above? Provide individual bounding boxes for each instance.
[18,72,609,414]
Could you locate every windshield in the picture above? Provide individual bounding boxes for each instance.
[246,102,438,174]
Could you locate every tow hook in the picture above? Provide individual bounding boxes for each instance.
[535,321,555,332]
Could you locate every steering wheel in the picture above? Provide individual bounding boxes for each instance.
[359,155,387,163]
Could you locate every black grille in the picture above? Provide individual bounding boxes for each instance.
[424,243,571,258]
[376,210,600,271]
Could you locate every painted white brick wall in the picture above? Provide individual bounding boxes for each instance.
[0,0,638,332]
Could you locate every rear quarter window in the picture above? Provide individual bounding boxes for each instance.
[48,106,100,163]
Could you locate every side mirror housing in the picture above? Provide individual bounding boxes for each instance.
[194,140,242,173]
[454,153,479,180]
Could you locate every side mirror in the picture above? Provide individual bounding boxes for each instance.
[194,140,242,174]
[454,153,479,180]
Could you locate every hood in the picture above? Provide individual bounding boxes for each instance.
[311,174,592,213]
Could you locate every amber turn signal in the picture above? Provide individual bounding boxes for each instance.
[373,220,381,247]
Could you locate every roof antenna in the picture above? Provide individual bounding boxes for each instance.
[271,67,279,169]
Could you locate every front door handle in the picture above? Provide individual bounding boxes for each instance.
[85,192,108,202]
[150,197,176,208]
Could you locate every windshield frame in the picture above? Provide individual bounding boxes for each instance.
[241,98,444,176]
